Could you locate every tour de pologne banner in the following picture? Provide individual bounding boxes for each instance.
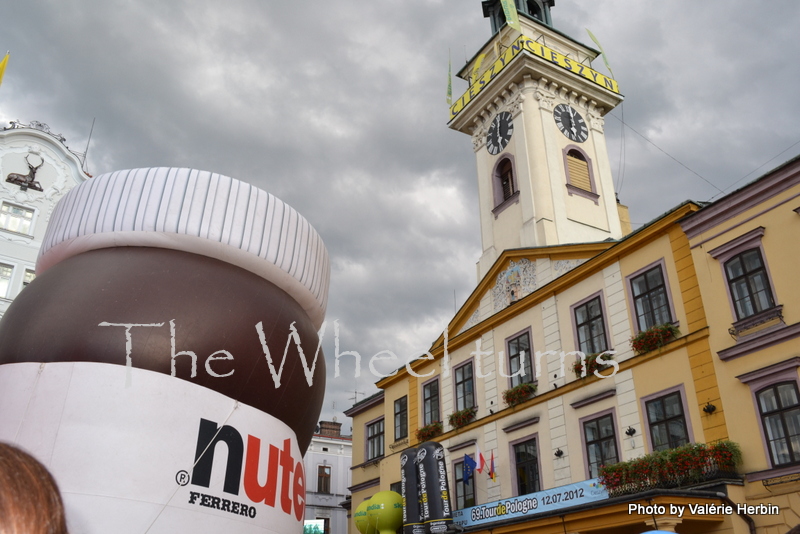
[452,478,608,528]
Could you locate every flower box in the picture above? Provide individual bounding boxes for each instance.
[448,407,477,430]
[415,421,443,442]
[599,441,741,497]
[630,323,680,355]
[502,382,537,407]
[572,352,614,379]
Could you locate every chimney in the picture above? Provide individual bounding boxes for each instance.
[318,421,342,438]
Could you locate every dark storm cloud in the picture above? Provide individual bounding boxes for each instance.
[2,0,798,424]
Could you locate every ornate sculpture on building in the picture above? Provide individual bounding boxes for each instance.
[6,153,44,192]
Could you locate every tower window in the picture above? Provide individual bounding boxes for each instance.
[564,147,600,203]
[566,150,591,191]
[520,0,543,21]
[499,159,514,200]
[482,0,551,33]
[492,157,519,215]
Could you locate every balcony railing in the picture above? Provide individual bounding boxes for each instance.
[599,441,742,498]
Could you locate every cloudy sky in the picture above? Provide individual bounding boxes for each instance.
[2,0,799,431]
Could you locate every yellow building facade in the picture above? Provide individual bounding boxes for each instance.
[346,2,800,533]
[347,157,800,532]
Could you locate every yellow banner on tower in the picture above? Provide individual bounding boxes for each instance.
[449,36,620,122]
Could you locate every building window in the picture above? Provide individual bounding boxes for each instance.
[454,362,475,411]
[366,418,384,460]
[563,147,599,203]
[486,0,548,32]
[23,269,35,286]
[630,264,672,331]
[708,227,779,327]
[519,0,544,21]
[508,331,534,388]
[736,358,800,475]
[645,391,689,451]
[574,295,608,354]
[394,396,408,441]
[566,150,591,191]
[423,379,440,426]
[757,382,800,467]
[513,437,540,495]
[724,249,775,320]
[315,518,330,534]
[491,156,519,214]
[317,465,331,493]
[0,202,34,235]
[0,264,13,298]
[389,481,402,494]
[454,458,476,509]
[499,159,514,201]
[583,414,619,478]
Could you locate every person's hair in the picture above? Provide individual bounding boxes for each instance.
[787,525,800,534]
[0,442,68,534]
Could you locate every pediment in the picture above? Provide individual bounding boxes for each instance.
[445,243,612,341]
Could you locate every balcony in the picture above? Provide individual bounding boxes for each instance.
[599,441,742,498]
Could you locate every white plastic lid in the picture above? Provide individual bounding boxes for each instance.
[38,167,330,328]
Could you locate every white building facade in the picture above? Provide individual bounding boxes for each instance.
[0,121,89,316]
[303,421,352,534]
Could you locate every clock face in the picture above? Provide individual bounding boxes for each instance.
[486,111,513,155]
[553,104,589,143]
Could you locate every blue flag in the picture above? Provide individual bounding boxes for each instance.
[463,454,478,486]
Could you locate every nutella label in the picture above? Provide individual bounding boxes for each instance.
[0,362,303,533]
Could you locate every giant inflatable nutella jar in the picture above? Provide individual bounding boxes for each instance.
[0,168,330,533]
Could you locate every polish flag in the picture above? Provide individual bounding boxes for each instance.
[476,444,487,473]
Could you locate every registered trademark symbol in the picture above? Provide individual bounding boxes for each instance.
[175,470,190,486]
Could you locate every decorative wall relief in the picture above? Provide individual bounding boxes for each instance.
[492,259,537,312]
[553,259,586,278]
[457,308,481,335]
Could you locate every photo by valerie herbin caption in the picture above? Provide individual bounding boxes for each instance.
[0,167,331,534]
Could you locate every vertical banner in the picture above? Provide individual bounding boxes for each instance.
[401,448,424,534]
[416,442,453,534]
[446,51,452,106]
[499,0,521,33]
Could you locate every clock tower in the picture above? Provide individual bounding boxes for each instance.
[449,0,627,279]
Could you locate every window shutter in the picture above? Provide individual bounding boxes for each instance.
[566,153,592,192]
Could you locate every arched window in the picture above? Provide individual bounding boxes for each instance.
[521,0,543,21]
[483,0,552,33]
[564,146,599,204]
[566,150,591,191]
[499,159,514,201]
[491,156,519,215]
